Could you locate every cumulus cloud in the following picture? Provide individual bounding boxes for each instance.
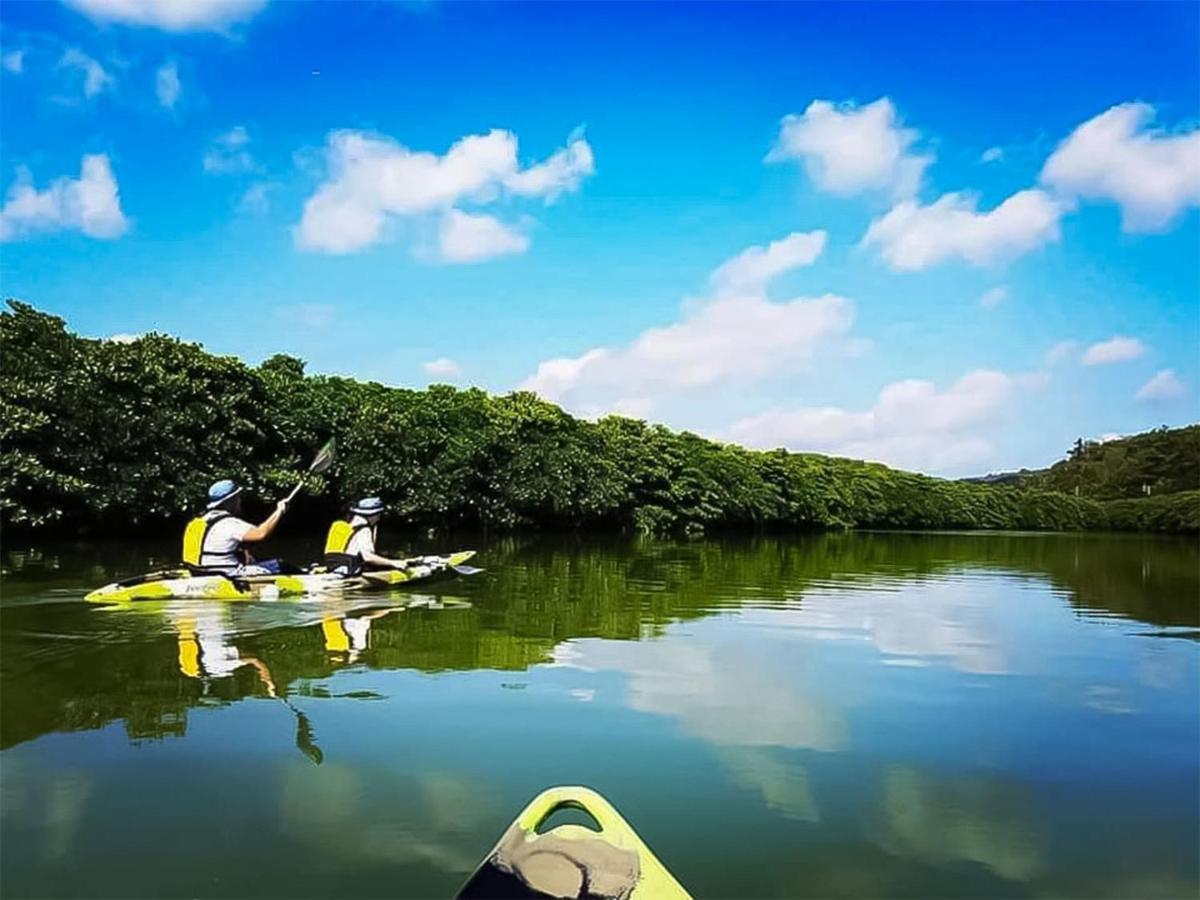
[203,126,255,174]
[980,146,1004,164]
[58,47,112,99]
[0,154,128,242]
[295,127,593,256]
[728,370,1016,474]
[504,128,594,201]
[1044,340,1079,366]
[769,98,931,199]
[979,286,1007,308]
[862,189,1063,271]
[519,231,848,417]
[437,209,528,263]
[155,60,180,110]
[64,0,266,32]
[1081,335,1145,366]
[2,50,23,74]
[238,180,273,214]
[423,357,461,378]
[709,230,827,297]
[1041,102,1200,232]
[107,332,140,343]
[1135,369,1186,403]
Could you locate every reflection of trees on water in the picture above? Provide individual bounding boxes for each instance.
[1,532,1195,751]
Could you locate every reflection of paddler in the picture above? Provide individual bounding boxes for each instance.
[172,607,323,765]
[174,608,276,695]
[321,609,393,663]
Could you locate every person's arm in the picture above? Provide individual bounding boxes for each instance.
[359,547,407,570]
[243,500,288,543]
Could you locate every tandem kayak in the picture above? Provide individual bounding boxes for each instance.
[84,551,478,603]
[457,786,690,899]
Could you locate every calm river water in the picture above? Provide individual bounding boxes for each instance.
[1,532,1197,899]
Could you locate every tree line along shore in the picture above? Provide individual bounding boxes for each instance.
[3,301,1197,537]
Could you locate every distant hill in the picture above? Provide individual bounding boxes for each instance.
[966,426,1200,500]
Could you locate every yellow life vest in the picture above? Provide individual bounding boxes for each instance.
[182,512,231,567]
[323,519,371,572]
[323,520,357,554]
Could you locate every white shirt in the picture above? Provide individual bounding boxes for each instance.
[344,516,377,558]
[202,512,252,569]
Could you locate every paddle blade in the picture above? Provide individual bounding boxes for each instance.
[295,711,324,766]
[309,438,336,475]
[451,565,484,576]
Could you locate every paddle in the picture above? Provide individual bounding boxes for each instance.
[283,697,324,766]
[284,438,336,504]
[394,554,484,577]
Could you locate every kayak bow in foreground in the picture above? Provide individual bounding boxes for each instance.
[84,551,478,603]
[458,785,690,900]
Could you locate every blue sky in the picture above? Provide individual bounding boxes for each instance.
[1,0,1197,475]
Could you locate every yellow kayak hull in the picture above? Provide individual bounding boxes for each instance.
[84,551,477,603]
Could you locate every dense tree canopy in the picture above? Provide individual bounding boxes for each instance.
[2,301,1196,536]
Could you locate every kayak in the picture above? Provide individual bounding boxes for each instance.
[84,551,477,603]
[457,786,690,899]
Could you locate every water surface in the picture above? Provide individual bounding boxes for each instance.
[2,532,1197,899]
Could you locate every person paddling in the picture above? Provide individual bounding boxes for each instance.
[323,497,408,574]
[182,479,289,575]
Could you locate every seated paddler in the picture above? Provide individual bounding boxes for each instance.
[182,479,289,575]
[323,496,408,574]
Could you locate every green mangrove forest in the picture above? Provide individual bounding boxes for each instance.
[2,301,1197,536]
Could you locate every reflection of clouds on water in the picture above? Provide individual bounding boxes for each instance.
[553,626,841,826]
[1082,685,1135,715]
[0,760,93,863]
[279,763,492,873]
[783,578,1009,674]
[875,765,1040,882]
[714,746,819,822]
[1136,643,1189,691]
[556,637,844,752]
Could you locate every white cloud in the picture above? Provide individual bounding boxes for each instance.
[1081,335,1145,366]
[1135,369,1186,403]
[64,0,266,32]
[981,146,1004,164]
[203,126,255,174]
[423,357,461,378]
[1041,102,1200,232]
[503,128,595,201]
[862,189,1063,271]
[768,98,932,199]
[295,127,592,255]
[0,154,128,242]
[2,50,23,74]
[155,60,180,110]
[238,180,273,214]
[979,286,1007,308]
[728,370,1016,474]
[58,48,112,99]
[1044,340,1078,366]
[709,230,826,297]
[519,232,850,417]
[107,332,140,343]
[437,209,528,263]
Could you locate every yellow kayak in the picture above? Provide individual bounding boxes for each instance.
[457,786,690,899]
[84,551,478,603]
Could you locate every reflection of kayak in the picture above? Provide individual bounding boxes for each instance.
[458,786,690,900]
[84,551,478,603]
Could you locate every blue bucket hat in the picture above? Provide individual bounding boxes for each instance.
[351,497,386,517]
[206,479,243,510]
